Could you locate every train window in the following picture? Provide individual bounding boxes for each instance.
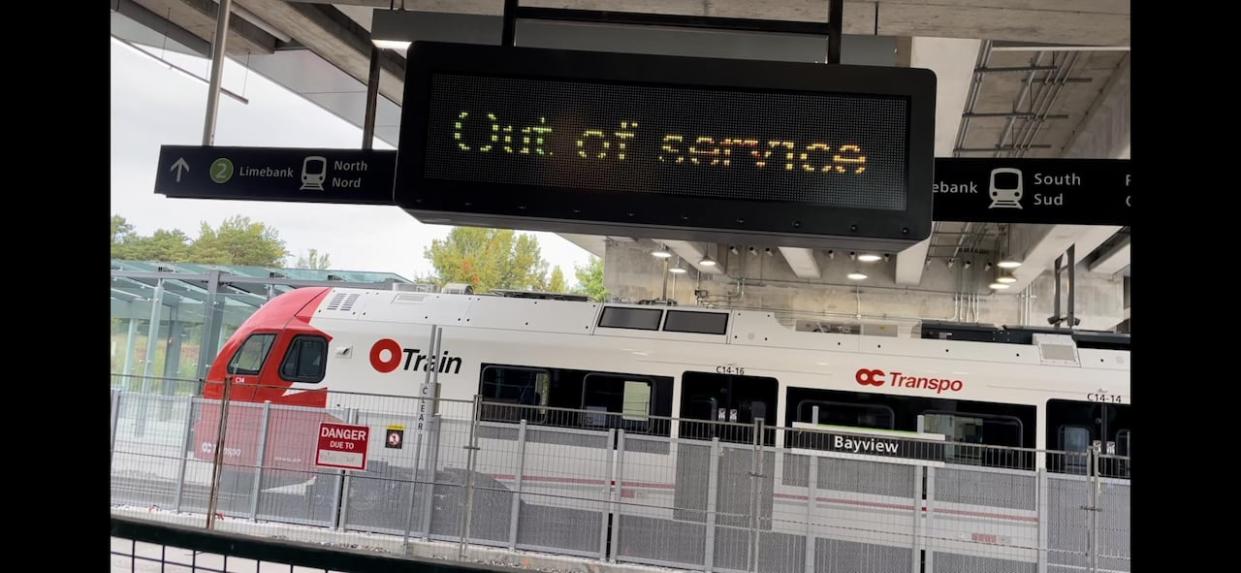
[598,307,663,330]
[582,374,653,427]
[479,364,674,435]
[1115,429,1131,456]
[662,311,728,335]
[279,336,327,383]
[924,412,1023,447]
[1046,399,1130,475]
[783,387,1035,469]
[796,400,894,430]
[480,366,551,424]
[924,412,1024,467]
[1058,425,1091,475]
[227,333,276,376]
[481,366,550,407]
[624,381,652,421]
[1058,425,1090,452]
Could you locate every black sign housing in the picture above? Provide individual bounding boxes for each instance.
[154,146,396,205]
[932,158,1130,225]
[396,42,936,250]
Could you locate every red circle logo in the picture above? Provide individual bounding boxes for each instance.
[855,368,886,386]
[369,338,402,373]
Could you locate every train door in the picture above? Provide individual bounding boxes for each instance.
[1046,399,1132,475]
[675,372,778,528]
[679,371,778,444]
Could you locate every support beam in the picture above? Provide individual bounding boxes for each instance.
[132,0,278,56]
[361,44,381,149]
[202,0,232,145]
[894,237,931,286]
[113,0,211,56]
[198,271,225,381]
[778,247,821,279]
[237,0,407,104]
[559,233,608,259]
[1087,237,1130,276]
[910,37,980,157]
[1005,225,1122,293]
[1062,54,1130,159]
[661,240,724,275]
[303,1,1129,46]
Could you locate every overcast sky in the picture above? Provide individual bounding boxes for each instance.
[110,38,593,281]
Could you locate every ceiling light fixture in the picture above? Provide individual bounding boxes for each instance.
[371,9,500,53]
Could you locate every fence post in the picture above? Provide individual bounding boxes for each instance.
[911,465,922,573]
[333,408,357,531]
[405,324,440,548]
[249,401,271,521]
[205,374,235,530]
[508,420,527,551]
[704,437,720,572]
[600,428,616,561]
[1037,467,1049,573]
[925,466,936,573]
[174,395,196,512]
[1088,444,1101,573]
[805,453,818,573]
[459,394,483,559]
[609,429,626,563]
[420,415,443,540]
[110,389,122,461]
[403,426,424,549]
[749,419,764,573]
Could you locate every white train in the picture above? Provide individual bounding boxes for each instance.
[194,286,1130,569]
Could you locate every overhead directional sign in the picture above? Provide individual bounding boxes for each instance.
[154,146,395,205]
[395,42,937,250]
[931,158,1130,226]
[152,146,1131,228]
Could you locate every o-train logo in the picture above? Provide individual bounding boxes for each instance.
[369,339,463,375]
[855,368,964,394]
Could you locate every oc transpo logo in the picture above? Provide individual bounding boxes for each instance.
[368,338,463,375]
[855,368,964,394]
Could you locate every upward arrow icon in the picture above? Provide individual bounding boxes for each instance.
[171,158,190,182]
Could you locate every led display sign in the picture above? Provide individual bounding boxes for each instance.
[396,42,936,248]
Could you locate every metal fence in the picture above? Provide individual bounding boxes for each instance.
[110,515,511,573]
[111,380,1130,573]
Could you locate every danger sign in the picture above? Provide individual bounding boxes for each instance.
[315,422,370,471]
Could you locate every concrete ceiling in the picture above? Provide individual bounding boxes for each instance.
[111,0,1132,295]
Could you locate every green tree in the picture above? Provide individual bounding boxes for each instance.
[189,216,288,266]
[115,229,192,262]
[424,227,551,292]
[110,214,290,267]
[295,249,332,270]
[111,215,135,247]
[548,266,567,293]
[573,257,608,301]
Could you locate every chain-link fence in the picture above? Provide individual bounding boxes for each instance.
[111,380,1130,573]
